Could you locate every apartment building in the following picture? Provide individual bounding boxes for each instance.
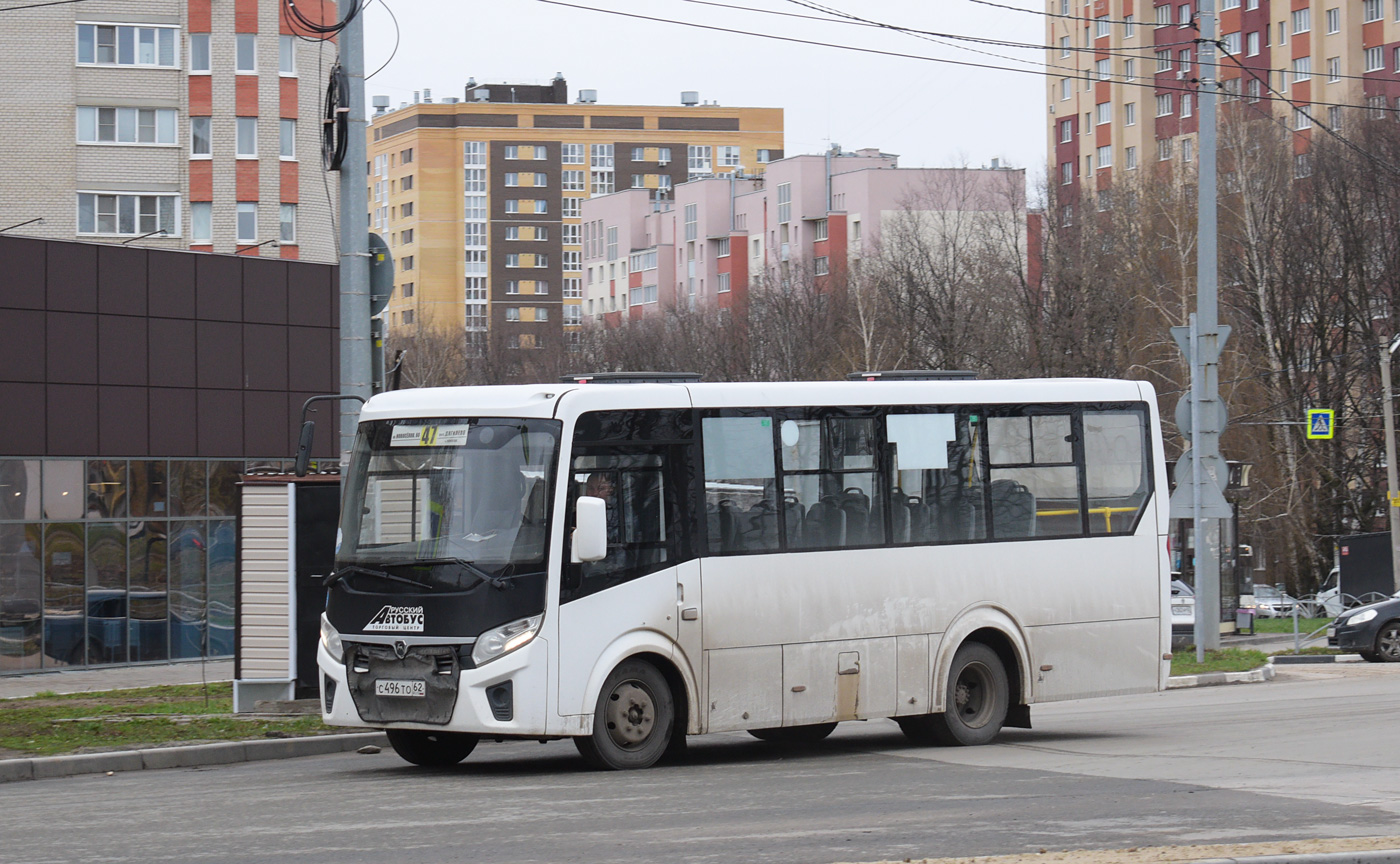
[365,77,784,348]
[581,148,1029,323]
[1046,0,1400,205]
[0,0,336,261]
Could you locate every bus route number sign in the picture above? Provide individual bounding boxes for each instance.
[390,424,470,447]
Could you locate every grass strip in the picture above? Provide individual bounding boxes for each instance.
[1170,647,1268,676]
[0,682,334,757]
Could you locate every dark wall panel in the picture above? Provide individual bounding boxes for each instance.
[198,389,243,457]
[289,264,333,327]
[149,388,198,457]
[244,391,290,458]
[287,326,333,393]
[47,242,97,312]
[196,321,243,390]
[99,386,148,455]
[0,309,46,382]
[98,316,148,386]
[242,258,288,325]
[1,237,45,310]
[148,251,197,318]
[196,254,243,322]
[0,382,45,454]
[243,324,288,390]
[47,384,99,455]
[97,245,148,317]
[149,318,197,388]
[46,312,97,384]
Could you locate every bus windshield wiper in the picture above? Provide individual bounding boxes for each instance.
[323,565,429,591]
[425,558,515,591]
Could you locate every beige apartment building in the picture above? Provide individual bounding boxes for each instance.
[0,0,336,262]
[1047,0,1400,209]
[366,78,783,349]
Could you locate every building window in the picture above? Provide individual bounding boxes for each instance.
[1294,153,1312,178]
[1179,4,1191,25]
[1327,56,1341,82]
[1365,0,1383,22]
[535,280,549,294]
[464,141,486,166]
[777,183,791,223]
[1182,93,1193,117]
[277,34,296,75]
[1059,35,1071,57]
[1095,58,1110,80]
[1060,161,1073,185]
[564,277,582,298]
[1155,4,1171,24]
[401,148,413,164]
[505,172,520,187]
[77,106,176,145]
[505,200,519,214]
[78,192,177,236]
[1221,32,1240,55]
[631,174,646,188]
[190,201,211,242]
[719,145,741,166]
[591,173,614,195]
[1096,145,1113,168]
[189,116,211,156]
[1156,94,1173,116]
[562,143,584,164]
[1291,8,1310,32]
[1179,49,1192,73]
[562,170,585,191]
[1182,138,1194,162]
[1366,46,1385,72]
[400,227,413,244]
[279,204,296,244]
[590,143,614,169]
[1124,102,1136,126]
[1059,118,1073,143]
[684,203,698,241]
[402,282,414,298]
[236,117,257,157]
[77,23,178,67]
[402,309,415,325]
[1124,58,1136,80]
[563,197,582,218]
[397,254,413,271]
[1156,50,1172,73]
[687,145,712,175]
[235,202,256,243]
[815,256,829,275]
[280,119,295,159]
[717,236,732,257]
[505,280,520,295]
[1247,31,1259,56]
[506,307,520,322]
[1328,105,1343,129]
[1325,7,1340,32]
[235,32,256,73]
[1125,146,1138,170]
[1096,101,1111,125]
[562,223,580,244]
[1157,138,1172,161]
[190,33,209,73]
[717,273,730,293]
[1292,56,1311,82]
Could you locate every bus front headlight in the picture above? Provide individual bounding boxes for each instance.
[320,613,343,660]
[472,615,542,666]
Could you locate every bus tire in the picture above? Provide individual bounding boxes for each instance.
[899,642,1009,747]
[385,729,479,767]
[748,722,838,743]
[575,659,674,770]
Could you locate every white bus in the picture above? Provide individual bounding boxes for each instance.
[316,374,1170,770]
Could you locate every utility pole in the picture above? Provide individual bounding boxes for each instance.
[338,0,371,465]
[1382,336,1400,594]
[1169,0,1232,661]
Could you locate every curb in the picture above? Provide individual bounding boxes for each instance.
[1193,852,1400,863]
[1166,663,1275,689]
[1270,654,1364,664]
[0,731,388,784]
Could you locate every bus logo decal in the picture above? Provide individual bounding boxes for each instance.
[365,605,425,633]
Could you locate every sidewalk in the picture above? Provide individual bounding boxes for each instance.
[0,660,235,700]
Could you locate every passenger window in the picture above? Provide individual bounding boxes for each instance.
[779,413,883,549]
[701,415,779,553]
[1083,410,1150,534]
[987,412,1082,539]
[887,412,985,544]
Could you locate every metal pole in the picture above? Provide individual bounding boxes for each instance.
[1382,343,1400,594]
[339,0,371,466]
[1192,0,1222,655]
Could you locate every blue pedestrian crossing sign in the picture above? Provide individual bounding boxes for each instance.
[1306,408,1335,440]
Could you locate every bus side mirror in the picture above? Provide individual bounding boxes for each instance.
[572,496,607,563]
[293,421,315,477]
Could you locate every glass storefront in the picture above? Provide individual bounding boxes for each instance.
[0,458,298,674]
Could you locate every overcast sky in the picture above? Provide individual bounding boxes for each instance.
[359,0,1048,176]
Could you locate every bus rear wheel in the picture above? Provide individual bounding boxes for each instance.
[385,729,479,767]
[898,641,1009,747]
[749,723,838,743]
[576,659,674,770]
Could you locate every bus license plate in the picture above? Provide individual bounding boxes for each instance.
[375,679,426,698]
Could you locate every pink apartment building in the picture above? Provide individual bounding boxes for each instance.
[581,148,1033,324]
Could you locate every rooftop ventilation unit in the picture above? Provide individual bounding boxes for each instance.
[681,90,699,106]
[578,89,598,103]
[474,88,490,101]
[371,95,390,115]
[423,88,433,103]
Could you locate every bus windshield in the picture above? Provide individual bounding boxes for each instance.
[337,418,561,585]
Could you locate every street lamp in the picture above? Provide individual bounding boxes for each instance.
[1381,334,1400,595]
[121,229,168,244]
[234,238,279,254]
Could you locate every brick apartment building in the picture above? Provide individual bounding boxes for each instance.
[365,77,784,349]
[0,0,337,262]
[581,148,1031,325]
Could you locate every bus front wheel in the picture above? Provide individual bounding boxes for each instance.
[576,659,674,770]
[898,641,1009,747]
[385,729,479,767]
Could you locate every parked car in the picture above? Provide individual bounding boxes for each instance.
[1244,584,1297,618]
[1170,578,1195,641]
[1328,591,1400,662]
